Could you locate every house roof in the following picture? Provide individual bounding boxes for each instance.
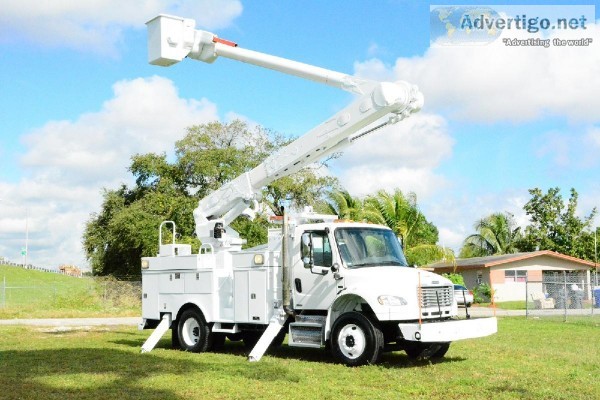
[426,250,597,270]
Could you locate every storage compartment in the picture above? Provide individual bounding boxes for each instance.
[233,269,268,323]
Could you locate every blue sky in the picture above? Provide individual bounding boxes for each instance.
[0,1,599,268]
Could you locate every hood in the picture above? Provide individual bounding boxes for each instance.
[343,266,451,292]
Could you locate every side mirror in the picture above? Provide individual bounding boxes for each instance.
[301,233,313,269]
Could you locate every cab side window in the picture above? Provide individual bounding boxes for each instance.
[301,231,332,268]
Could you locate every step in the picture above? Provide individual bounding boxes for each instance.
[290,314,326,347]
[295,314,326,324]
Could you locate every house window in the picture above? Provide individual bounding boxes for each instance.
[477,271,483,285]
[505,270,527,283]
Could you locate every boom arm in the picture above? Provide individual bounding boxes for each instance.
[146,15,424,248]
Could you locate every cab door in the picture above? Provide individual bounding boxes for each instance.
[291,230,339,310]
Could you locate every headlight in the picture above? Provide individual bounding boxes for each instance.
[377,295,408,306]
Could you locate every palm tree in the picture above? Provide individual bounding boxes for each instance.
[460,212,522,257]
[363,189,453,265]
[325,190,363,221]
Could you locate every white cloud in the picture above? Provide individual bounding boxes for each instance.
[531,125,600,170]
[0,77,220,268]
[354,21,600,123]
[333,113,454,198]
[0,0,243,55]
[535,131,571,167]
[424,190,530,253]
[585,126,600,148]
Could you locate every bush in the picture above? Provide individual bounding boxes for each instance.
[473,283,493,303]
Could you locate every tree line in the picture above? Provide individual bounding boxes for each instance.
[461,188,597,261]
[83,120,598,278]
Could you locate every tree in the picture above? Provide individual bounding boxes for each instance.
[362,189,452,265]
[460,212,522,258]
[518,187,597,260]
[442,273,465,286]
[84,120,338,277]
[323,190,363,220]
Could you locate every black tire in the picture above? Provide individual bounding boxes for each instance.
[431,342,450,358]
[331,311,384,366]
[171,321,180,349]
[404,341,450,359]
[177,308,211,352]
[403,340,424,359]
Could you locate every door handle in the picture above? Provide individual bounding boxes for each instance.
[294,278,302,293]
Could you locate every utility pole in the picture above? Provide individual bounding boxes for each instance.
[25,208,29,268]
[595,228,598,286]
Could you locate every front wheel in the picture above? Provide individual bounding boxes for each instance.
[177,308,211,352]
[331,312,383,366]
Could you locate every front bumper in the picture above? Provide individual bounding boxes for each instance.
[398,317,497,342]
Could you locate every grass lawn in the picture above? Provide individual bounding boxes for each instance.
[0,317,598,400]
[0,265,139,318]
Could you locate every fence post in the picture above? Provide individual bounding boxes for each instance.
[2,275,5,308]
[563,271,567,322]
[525,278,529,319]
[593,271,597,316]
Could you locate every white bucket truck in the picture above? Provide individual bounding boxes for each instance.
[140,15,497,366]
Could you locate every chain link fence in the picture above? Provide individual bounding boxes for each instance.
[526,271,599,321]
[0,274,141,313]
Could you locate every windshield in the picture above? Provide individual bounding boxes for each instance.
[334,227,409,268]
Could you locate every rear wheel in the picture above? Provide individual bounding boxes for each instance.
[177,309,211,352]
[331,312,383,366]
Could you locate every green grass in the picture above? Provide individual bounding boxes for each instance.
[0,318,598,399]
[0,265,139,318]
[495,301,527,310]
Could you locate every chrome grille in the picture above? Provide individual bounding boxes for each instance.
[418,286,453,308]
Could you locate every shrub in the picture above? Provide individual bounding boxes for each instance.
[473,283,493,303]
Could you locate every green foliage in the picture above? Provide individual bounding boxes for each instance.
[442,273,465,286]
[84,120,338,277]
[460,212,522,257]
[473,283,493,303]
[518,187,597,260]
[406,245,455,267]
[362,188,448,265]
[321,190,364,220]
[230,215,269,249]
[363,190,431,246]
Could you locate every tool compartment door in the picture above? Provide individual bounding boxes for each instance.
[234,269,268,323]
